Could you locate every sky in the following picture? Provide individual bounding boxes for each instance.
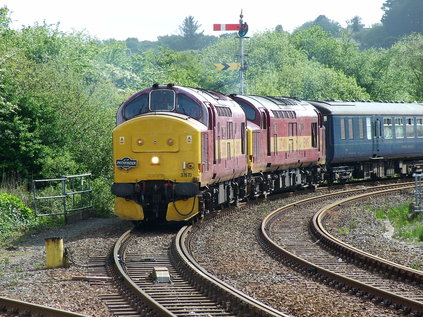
[2,0,387,41]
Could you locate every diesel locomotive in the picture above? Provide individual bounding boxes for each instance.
[111,84,423,223]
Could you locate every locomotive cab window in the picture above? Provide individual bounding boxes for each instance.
[150,89,175,111]
[237,100,256,121]
[176,94,202,119]
[124,93,148,119]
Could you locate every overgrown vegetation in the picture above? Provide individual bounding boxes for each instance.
[374,203,423,242]
[0,192,64,245]
[1,1,423,244]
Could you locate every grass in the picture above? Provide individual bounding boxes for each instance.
[373,202,423,242]
[337,220,358,235]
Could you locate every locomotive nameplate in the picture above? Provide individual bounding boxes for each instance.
[116,157,138,170]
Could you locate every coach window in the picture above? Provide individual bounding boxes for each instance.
[340,118,346,140]
[348,118,354,139]
[358,118,365,139]
[394,118,404,138]
[383,118,393,139]
[366,117,372,140]
[417,118,423,137]
[406,117,415,138]
[124,93,148,119]
[150,89,175,111]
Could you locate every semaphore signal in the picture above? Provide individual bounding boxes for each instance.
[213,11,248,94]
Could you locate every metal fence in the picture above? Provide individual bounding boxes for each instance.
[32,173,93,216]
[413,173,423,216]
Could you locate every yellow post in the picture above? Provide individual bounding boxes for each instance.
[45,237,64,268]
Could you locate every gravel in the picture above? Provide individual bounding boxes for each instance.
[325,192,423,270]
[0,189,421,317]
[0,216,131,317]
[190,190,422,317]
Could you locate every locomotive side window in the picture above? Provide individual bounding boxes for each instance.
[394,117,404,138]
[417,118,423,137]
[150,89,175,111]
[383,118,393,139]
[406,117,415,138]
[124,94,148,119]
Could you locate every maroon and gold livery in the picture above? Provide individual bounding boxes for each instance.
[112,84,325,222]
[112,84,247,222]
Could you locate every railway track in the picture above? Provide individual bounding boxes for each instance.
[259,182,423,315]
[0,296,89,317]
[107,227,288,317]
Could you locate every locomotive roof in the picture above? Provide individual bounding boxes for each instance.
[310,100,423,116]
[234,95,317,114]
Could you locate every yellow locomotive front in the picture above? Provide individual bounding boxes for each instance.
[112,85,208,222]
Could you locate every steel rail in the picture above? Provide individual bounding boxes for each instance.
[112,229,177,317]
[0,296,89,317]
[311,185,423,313]
[260,183,423,315]
[172,225,290,317]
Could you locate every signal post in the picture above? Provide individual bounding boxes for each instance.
[213,11,249,94]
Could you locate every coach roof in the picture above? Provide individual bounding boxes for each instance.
[310,100,423,116]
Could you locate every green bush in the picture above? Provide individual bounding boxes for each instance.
[0,192,35,231]
[91,176,114,217]
[374,202,423,242]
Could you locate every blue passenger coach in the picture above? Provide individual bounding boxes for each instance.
[309,100,423,181]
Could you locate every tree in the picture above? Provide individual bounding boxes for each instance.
[347,16,365,33]
[382,0,423,38]
[296,15,341,36]
[275,25,284,33]
[179,16,202,38]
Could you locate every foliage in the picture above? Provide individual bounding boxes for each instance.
[296,15,342,36]
[382,0,423,39]
[156,16,218,51]
[374,203,423,242]
[0,192,34,227]
[1,6,423,241]
[0,192,38,246]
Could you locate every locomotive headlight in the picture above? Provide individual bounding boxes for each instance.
[137,138,144,146]
[151,156,160,165]
[186,162,194,169]
[167,138,174,146]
